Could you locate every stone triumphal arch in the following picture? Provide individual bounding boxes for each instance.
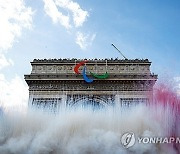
[24,58,157,110]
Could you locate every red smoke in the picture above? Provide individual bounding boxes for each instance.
[151,83,180,153]
[153,83,180,114]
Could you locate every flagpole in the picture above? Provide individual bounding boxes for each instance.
[111,43,128,59]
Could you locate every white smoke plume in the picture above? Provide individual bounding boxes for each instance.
[0,104,178,154]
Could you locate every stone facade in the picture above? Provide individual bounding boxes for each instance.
[24,58,157,110]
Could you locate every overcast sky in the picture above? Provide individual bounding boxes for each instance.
[0,0,180,108]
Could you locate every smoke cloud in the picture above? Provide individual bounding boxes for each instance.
[0,104,178,154]
[0,84,179,154]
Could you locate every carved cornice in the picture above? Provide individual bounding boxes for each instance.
[24,74,157,81]
[32,58,151,64]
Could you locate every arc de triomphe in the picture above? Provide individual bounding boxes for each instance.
[24,59,157,110]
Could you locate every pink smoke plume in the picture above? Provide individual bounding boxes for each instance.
[150,83,180,152]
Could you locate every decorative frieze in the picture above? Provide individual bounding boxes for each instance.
[29,81,154,91]
[31,64,151,74]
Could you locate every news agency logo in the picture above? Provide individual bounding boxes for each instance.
[74,60,109,83]
[121,132,180,149]
[121,132,136,148]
